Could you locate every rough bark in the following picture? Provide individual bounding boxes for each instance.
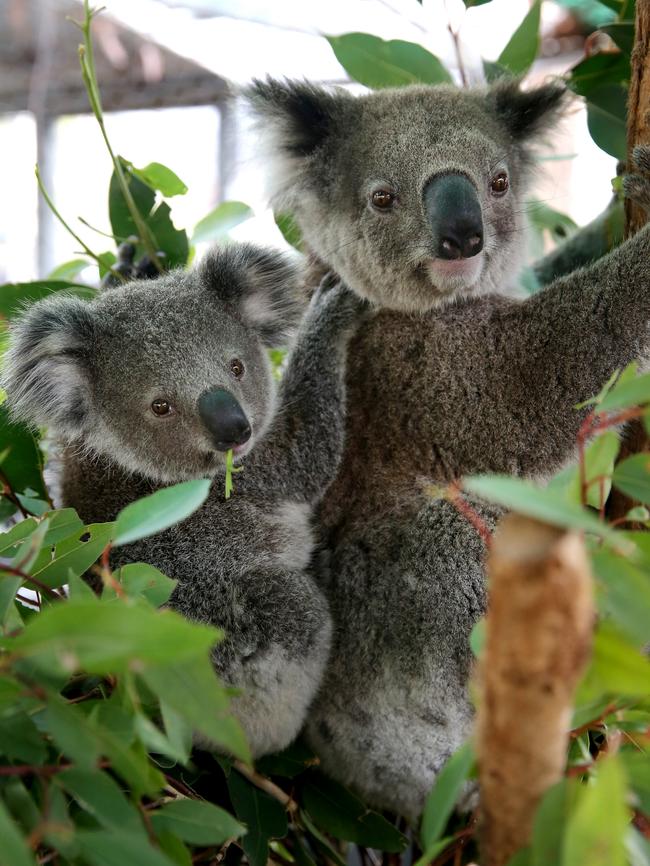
[609,0,650,521]
[476,515,594,866]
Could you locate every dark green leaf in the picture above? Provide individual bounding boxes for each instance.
[586,86,628,160]
[29,522,114,589]
[569,52,630,101]
[0,799,37,866]
[421,742,474,848]
[160,701,193,766]
[464,0,493,6]
[148,201,189,269]
[301,772,407,852]
[42,696,102,769]
[151,798,245,845]
[0,281,94,320]
[327,33,453,89]
[483,59,511,82]
[0,712,47,763]
[612,454,650,505]
[130,162,188,197]
[583,623,650,697]
[256,739,318,778]
[0,407,48,500]
[108,162,155,243]
[58,767,144,832]
[496,0,541,75]
[113,479,211,547]
[77,830,177,866]
[192,202,254,244]
[227,768,288,866]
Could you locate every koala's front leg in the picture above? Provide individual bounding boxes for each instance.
[247,278,368,502]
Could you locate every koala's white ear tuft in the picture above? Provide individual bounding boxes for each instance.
[489,79,568,142]
[3,295,97,440]
[242,78,349,205]
[200,244,307,347]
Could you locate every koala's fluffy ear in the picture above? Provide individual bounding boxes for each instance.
[3,295,96,439]
[243,78,349,203]
[199,244,306,347]
[489,79,567,142]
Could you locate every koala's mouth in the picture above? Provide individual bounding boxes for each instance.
[422,253,484,292]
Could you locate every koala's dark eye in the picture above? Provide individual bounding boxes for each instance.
[371,190,396,210]
[490,172,509,195]
[151,399,173,417]
[230,359,245,378]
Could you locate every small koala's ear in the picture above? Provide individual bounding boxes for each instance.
[489,79,568,141]
[3,295,96,439]
[199,243,306,347]
[243,78,349,203]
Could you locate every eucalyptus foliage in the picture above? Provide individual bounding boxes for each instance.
[0,1,648,865]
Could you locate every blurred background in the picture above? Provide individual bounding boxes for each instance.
[0,0,623,283]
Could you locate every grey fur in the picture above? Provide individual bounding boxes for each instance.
[246,79,650,818]
[4,244,366,758]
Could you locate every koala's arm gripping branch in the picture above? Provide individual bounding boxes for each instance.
[246,288,359,503]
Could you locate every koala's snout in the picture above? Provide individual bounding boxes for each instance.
[198,387,251,452]
[423,173,484,260]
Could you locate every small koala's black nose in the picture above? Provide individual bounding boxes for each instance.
[423,173,484,260]
[198,388,251,452]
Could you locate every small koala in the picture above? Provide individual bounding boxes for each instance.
[247,78,650,819]
[4,243,365,758]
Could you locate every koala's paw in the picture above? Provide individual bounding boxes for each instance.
[310,277,369,332]
[623,145,650,213]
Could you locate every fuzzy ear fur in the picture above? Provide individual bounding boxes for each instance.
[3,295,96,439]
[489,79,568,142]
[199,243,307,347]
[243,78,349,204]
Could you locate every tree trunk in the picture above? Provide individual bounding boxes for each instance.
[476,515,594,866]
[609,0,650,522]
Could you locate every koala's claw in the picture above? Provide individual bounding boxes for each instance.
[623,145,650,214]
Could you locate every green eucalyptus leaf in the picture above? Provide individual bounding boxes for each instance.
[599,371,650,412]
[0,407,48,501]
[77,830,178,866]
[496,0,541,75]
[57,767,144,832]
[151,798,245,846]
[0,281,95,320]
[29,522,114,589]
[274,212,303,251]
[227,769,288,866]
[562,754,628,866]
[327,33,453,89]
[192,201,253,244]
[113,480,210,547]
[113,562,176,606]
[612,454,650,505]
[592,549,650,645]
[586,86,628,160]
[130,162,188,197]
[0,800,37,866]
[421,743,474,848]
[301,772,407,851]
[48,258,91,281]
[42,695,102,769]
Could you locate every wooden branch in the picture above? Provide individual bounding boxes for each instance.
[609,0,650,521]
[476,515,594,866]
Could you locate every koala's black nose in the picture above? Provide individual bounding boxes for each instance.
[423,173,484,260]
[198,388,251,452]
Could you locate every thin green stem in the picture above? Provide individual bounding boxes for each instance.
[78,1,163,271]
[35,166,125,282]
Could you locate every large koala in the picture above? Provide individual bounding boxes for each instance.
[247,79,650,819]
[4,243,365,757]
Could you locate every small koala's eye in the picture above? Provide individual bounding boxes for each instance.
[151,398,173,417]
[491,172,509,195]
[230,358,245,378]
[371,189,396,210]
